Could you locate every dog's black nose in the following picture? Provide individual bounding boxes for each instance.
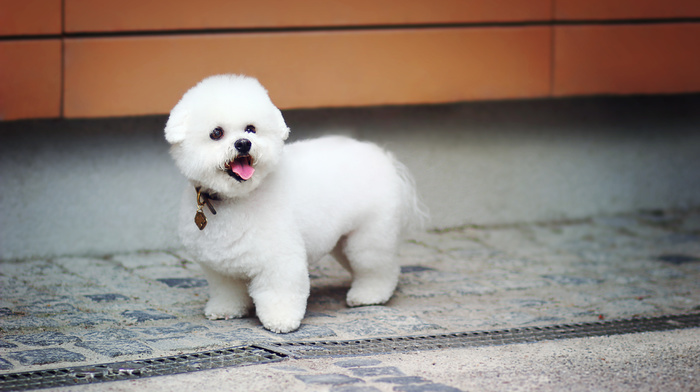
[234,139,252,154]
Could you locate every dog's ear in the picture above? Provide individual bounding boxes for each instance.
[164,103,189,144]
[274,108,290,141]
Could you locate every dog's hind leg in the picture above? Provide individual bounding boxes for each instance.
[342,222,401,307]
[201,264,253,320]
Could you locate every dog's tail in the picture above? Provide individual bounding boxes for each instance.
[391,155,430,234]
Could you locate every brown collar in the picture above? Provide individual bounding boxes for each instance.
[194,187,217,230]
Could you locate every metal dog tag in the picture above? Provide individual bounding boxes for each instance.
[194,209,207,230]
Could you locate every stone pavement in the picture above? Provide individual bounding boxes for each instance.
[1,209,699,381]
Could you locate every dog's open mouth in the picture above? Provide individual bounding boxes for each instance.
[224,155,255,182]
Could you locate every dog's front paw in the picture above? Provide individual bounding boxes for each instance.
[259,315,302,334]
[253,292,306,333]
[204,297,249,320]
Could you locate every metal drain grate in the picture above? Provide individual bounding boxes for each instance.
[1,312,698,391]
[265,312,700,358]
[0,346,285,392]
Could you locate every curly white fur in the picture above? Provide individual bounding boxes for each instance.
[165,74,426,333]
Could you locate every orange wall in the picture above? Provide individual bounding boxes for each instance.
[0,0,62,120]
[554,23,700,96]
[554,0,700,20]
[63,28,551,117]
[0,0,61,36]
[0,40,62,120]
[1,0,699,120]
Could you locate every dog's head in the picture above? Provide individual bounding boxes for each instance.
[165,75,290,198]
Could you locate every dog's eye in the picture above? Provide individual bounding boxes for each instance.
[245,125,256,134]
[210,127,224,140]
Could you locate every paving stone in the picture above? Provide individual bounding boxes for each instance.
[1,261,62,281]
[333,320,396,336]
[295,374,364,385]
[81,329,141,341]
[445,248,499,261]
[51,257,120,277]
[680,213,700,231]
[594,215,642,229]
[136,322,208,336]
[55,314,119,327]
[451,281,497,295]
[8,332,81,347]
[475,255,537,269]
[144,335,220,351]
[53,257,152,292]
[305,311,336,318]
[272,324,337,340]
[406,271,472,284]
[0,317,60,331]
[156,278,208,288]
[0,357,13,370]
[656,254,700,265]
[271,365,308,372]
[0,339,17,348]
[19,301,79,317]
[334,359,383,368]
[121,309,176,323]
[394,383,463,392]
[492,312,562,326]
[136,266,202,281]
[75,340,153,358]
[342,306,400,316]
[542,275,603,286]
[509,299,549,308]
[111,252,184,269]
[22,274,90,296]
[376,376,429,384]
[85,293,130,302]
[206,328,270,344]
[401,266,438,273]
[370,315,441,333]
[486,276,549,291]
[601,286,656,300]
[349,366,405,377]
[396,285,442,299]
[8,348,85,366]
[599,299,659,316]
[649,268,685,279]
[331,386,381,392]
[476,228,542,255]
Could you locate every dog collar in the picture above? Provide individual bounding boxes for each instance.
[194,186,218,230]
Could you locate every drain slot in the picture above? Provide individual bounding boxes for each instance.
[0,346,286,392]
[1,313,698,391]
[269,312,700,358]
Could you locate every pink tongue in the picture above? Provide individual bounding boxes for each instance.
[231,159,255,180]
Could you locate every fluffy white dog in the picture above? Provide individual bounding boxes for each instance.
[165,74,425,333]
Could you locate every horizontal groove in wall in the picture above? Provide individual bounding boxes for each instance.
[3,18,700,41]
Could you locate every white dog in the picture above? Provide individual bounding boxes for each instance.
[165,74,425,333]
